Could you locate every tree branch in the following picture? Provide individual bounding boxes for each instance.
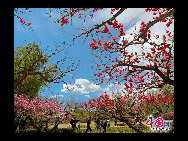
[73,8,127,44]
[119,9,174,50]
[108,62,174,86]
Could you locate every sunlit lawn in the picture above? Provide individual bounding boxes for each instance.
[17,120,173,133]
[49,120,173,133]
[48,121,137,133]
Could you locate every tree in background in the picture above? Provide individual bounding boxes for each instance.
[61,97,92,123]
[14,42,79,99]
[143,84,174,119]
[81,84,174,133]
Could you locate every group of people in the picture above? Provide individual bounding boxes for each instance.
[70,116,117,133]
[85,117,108,133]
[94,117,108,133]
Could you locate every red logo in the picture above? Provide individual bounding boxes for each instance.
[146,117,164,128]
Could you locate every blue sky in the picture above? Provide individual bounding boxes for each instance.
[14,8,117,102]
[14,8,174,103]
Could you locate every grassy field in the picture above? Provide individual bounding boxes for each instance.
[16,120,173,133]
[47,120,173,133]
[49,122,137,133]
[49,121,128,129]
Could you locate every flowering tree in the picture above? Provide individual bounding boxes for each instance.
[36,8,174,91]
[14,94,71,132]
[15,8,174,133]
[81,84,174,133]
[76,8,174,133]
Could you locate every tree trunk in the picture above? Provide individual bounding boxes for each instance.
[49,120,59,132]
[43,119,49,132]
[119,117,144,133]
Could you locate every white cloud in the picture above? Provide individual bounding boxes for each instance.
[61,83,89,94]
[92,8,145,26]
[91,8,111,23]
[92,8,145,30]
[61,78,127,98]
[117,8,174,68]
[116,8,146,27]
[116,8,174,44]
[85,95,90,98]
[75,78,101,92]
[61,78,102,94]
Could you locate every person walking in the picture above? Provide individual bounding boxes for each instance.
[14,118,19,132]
[77,120,80,130]
[86,117,92,133]
[94,118,97,129]
[114,118,117,126]
[19,118,27,130]
[96,118,101,132]
[54,118,59,130]
[70,118,74,129]
[107,119,110,127]
[70,117,77,132]
[101,120,103,129]
[102,120,107,133]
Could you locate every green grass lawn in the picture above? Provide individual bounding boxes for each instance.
[51,120,173,133]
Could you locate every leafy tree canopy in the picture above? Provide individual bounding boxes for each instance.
[14,42,58,99]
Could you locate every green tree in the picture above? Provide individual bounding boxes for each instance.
[14,42,79,99]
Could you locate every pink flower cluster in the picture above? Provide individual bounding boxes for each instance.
[14,94,67,120]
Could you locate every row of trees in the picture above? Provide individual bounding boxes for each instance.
[82,84,174,133]
[77,8,174,133]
